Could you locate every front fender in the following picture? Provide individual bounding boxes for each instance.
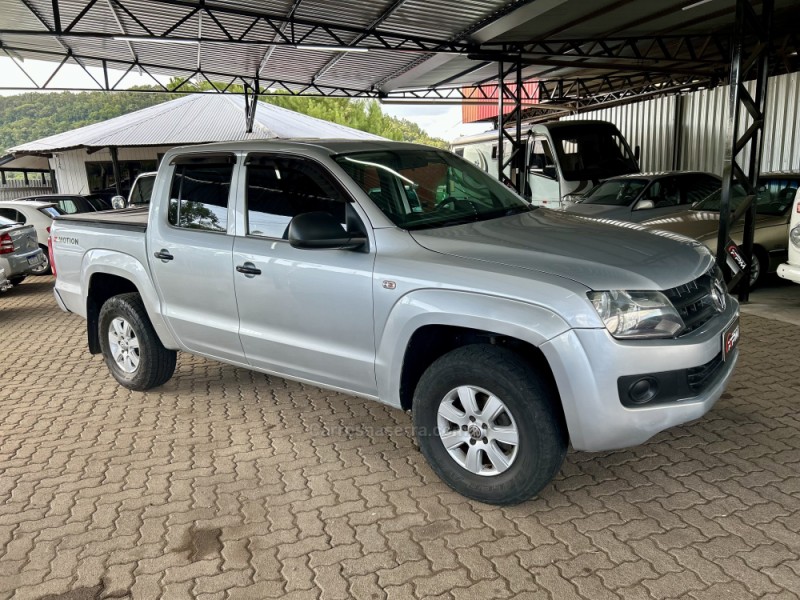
[375,289,571,408]
[81,249,179,350]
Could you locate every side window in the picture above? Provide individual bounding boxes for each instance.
[0,208,21,222]
[245,156,348,239]
[168,162,234,232]
[530,139,556,179]
[657,177,679,207]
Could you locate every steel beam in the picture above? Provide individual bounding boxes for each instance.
[716,0,773,301]
[495,57,526,193]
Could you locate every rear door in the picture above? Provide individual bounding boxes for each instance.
[231,153,377,395]
[148,154,245,363]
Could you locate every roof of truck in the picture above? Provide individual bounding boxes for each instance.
[166,138,437,157]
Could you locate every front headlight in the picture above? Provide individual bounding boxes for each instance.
[588,290,685,339]
[790,225,800,249]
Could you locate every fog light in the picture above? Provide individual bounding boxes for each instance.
[628,377,659,405]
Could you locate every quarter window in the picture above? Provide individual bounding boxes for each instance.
[245,156,348,239]
[168,163,234,232]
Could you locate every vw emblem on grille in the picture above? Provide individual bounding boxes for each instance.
[711,279,727,312]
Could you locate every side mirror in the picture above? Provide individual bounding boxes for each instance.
[634,145,641,163]
[634,199,655,211]
[111,195,126,210]
[288,212,366,250]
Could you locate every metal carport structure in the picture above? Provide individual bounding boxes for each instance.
[1,0,799,299]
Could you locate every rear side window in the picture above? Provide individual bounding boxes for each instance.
[168,163,234,232]
[245,155,348,239]
[0,208,23,223]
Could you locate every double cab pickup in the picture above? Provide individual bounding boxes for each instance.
[51,140,739,505]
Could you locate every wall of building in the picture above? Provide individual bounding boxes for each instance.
[49,146,172,194]
[561,72,800,176]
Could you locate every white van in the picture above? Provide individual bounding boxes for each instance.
[452,120,639,209]
[777,193,800,284]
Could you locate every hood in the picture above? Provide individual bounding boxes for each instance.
[642,209,788,241]
[410,209,714,290]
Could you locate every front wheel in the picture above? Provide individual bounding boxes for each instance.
[413,344,567,505]
[99,293,176,391]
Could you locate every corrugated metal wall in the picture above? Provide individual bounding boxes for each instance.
[561,72,800,176]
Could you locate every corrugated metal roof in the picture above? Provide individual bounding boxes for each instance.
[9,94,383,153]
[0,0,797,104]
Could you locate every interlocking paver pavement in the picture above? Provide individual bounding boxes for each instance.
[1,277,799,599]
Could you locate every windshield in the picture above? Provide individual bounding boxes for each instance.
[335,149,531,230]
[581,179,648,206]
[693,179,797,216]
[549,124,639,181]
[130,175,156,205]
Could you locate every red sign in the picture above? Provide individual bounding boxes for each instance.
[461,82,540,123]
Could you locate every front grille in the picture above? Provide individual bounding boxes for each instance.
[663,267,722,334]
[687,352,725,392]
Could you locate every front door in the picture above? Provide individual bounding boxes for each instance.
[232,153,377,396]
[149,154,245,363]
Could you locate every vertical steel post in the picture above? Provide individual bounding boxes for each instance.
[496,52,526,194]
[716,0,773,301]
[497,61,504,182]
[109,146,123,197]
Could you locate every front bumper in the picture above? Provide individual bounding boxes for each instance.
[0,249,45,278]
[778,262,800,285]
[541,300,739,452]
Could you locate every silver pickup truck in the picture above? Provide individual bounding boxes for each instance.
[51,140,740,505]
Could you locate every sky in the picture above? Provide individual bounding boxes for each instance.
[0,57,490,142]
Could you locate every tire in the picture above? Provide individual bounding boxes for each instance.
[98,292,176,391]
[413,344,567,505]
[747,248,766,290]
[30,245,51,276]
[9,276,25,286]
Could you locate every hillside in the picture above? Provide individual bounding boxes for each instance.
[0,87,447,153]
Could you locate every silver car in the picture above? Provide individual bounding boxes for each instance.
[0,267,11,293]
[564,172,720,222]
[0,215,46,285]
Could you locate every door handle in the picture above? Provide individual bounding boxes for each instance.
[154,249,174,261]
[236,263,262,277]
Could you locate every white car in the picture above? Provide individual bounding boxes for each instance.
[0,200,63,275]
[778,194,800,284]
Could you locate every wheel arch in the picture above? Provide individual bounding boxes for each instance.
[376,289,570,411]
[82,251,178,354]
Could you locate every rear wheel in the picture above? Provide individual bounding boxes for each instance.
[99,293,176,390]
[413,344,567,505]
[9,276,25,286]
[30,245,51,276]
